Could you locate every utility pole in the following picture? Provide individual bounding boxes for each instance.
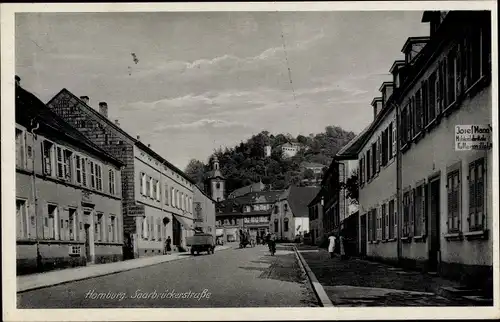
[29,117,41,270]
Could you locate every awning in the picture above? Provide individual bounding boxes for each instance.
[173,214,194,230]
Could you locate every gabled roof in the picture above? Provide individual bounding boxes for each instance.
[228,181,265,198]
[46,88,195,185]
[401,36,431,54]
[389,60,406,74]
[334,125,371,160]
[378,82,394,92]
[308,187,324,208]
[285,185,321,218]
[371,97,383,106]
[16,85,123,167]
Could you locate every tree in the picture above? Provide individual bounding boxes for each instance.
[184,159,206,185]
[340,172,359,205]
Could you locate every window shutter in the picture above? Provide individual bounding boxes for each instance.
[394,200,398,238]
[368,211,372,241]
[376,136,381,173]
[456,42,463,97]
[422,184,427,236]
[392,120,397,157]
[468,164,476,228]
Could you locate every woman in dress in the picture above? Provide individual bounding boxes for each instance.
[328,234,336,259]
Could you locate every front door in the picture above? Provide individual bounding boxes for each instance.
[428,177,441,272]
[84,224,91,262]
[360,214,367,257]
[172,216,181,247]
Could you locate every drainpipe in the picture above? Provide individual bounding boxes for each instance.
[393,101,402,263]
[29,118,41,269]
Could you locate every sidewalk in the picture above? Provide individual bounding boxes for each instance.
[295,244,480,306]
[17,244,232,293]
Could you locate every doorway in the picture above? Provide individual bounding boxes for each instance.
[428,177,441,272]
[172,216,181,247]
[84,224,91,262]
[360,214,367,257]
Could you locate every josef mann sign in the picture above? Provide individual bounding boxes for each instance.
[455,125,492,151]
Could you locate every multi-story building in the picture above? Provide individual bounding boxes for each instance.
[216,190,282,243]
[308,188,324,245]
[271,185,319,241]
[46,89,196,258]
[336,11,493,293]
[16,81,124,274]
[319,161,342,238]
[193,185,216,239]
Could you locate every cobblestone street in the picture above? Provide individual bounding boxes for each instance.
[297,245,473,306]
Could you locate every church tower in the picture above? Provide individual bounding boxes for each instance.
[206,156,225,202]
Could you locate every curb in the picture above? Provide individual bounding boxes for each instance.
[293,246,334,307]
[17,245,233,293]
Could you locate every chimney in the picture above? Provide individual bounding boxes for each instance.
[137,135,140,140]
[115,119,120,127]
[371,97,383,121]
[99,102,108,118]
[15,75,21,87]
[147,144,151,148]
[80,96,89,105]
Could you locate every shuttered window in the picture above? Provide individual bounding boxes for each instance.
[468,158,485,231]
[403,191,410,237]
[414,184,426,236]
[447,170,461,233]
[415,89,423,135]
[56,146,64,178]
[388,199,395,239]
[382,203,388,239]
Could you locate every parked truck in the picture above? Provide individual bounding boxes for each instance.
[186,232,215,255]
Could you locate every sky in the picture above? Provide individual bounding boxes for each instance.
[15,11,429,170]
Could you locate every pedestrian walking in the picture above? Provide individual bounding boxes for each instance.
[328,233,336,259]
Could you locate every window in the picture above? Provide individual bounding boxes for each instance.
[45,204,57,240]
[371,142,377,176]
[403,191,410,237]
[359,157,364,185]
[56,146,65,178]
[428,72,437,123]
[377,136,382,172]
[382,203,388,240]
[284,218,289,232]
[466,26,484,88]
[447,47,457,106]
[414,89,423,135]
[436,61,446,114]
[274,219,279,232]
[95,163,102,191]
[69,208,77,241]
[75,156,86,186]
[376,207,382,240]
[89,161,96,189]
[274,205,279,214]
[284,204,288,212]
[145,176,151,197]
[95,213,103,242]
[109,215,116,242]
[447,170,461,233]
[400,105,408,146]
[468,158,485,231]
[388,199,395,239]
[42,140,54,176]
[16,199,28,239]
[381,129,388,166]
[414,184,426,236]
[391,120,397,158]
[157,218,162,241]
[421,80,429,126]
[177,190,180,209]
[408,98,414,140]
[171,187,175,206]
[165,185,169,205]
[63,149,73,181]
[156,181,160,201]
[366,150,371,180]
[16,128,25,168]
[109,169,116,195]
[152,179,157,200]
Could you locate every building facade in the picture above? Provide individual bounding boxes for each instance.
[270,186,319,241]
[16,83,124,274]
[216,191,281,243]
[336,11,493,293]
[308,189,324,246]
[46,89,196,258]
[280,142,302,158]
[193,185,216,239]
[227,181,265,199]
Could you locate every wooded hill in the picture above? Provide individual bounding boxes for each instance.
[185,126,356,194]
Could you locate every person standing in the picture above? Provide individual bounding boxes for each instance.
[339,233,346,260]
[328,234,336,259]
[166,236,172,254]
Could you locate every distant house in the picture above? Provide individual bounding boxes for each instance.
[308,188,324,246]
[270,185,320,241]
[227,181,265,199]
[264,145,272,157]
[215,190,283,243]
[300,162,325,175]
[280,142,303,158]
